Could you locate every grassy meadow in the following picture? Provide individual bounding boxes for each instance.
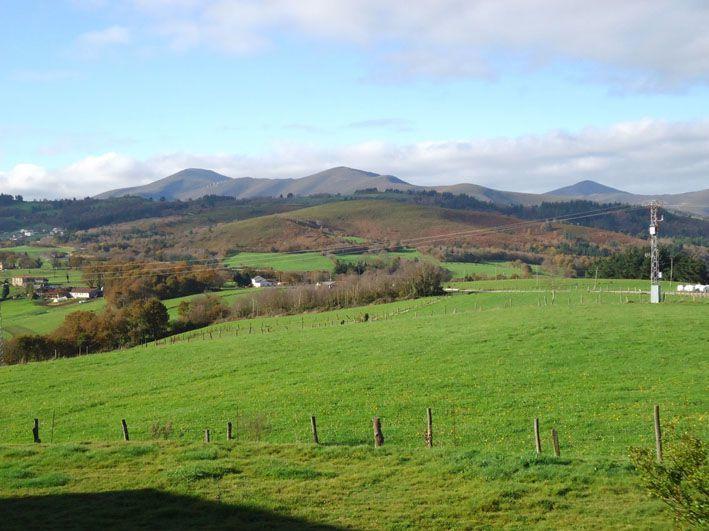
[0,245,73,258]
[0,284,706,527]
[0,288,253,338]
[224,248,540,281]
[1,298,106,338]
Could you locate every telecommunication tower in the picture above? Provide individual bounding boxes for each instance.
[649,201,663,303]
[0,300,4,361]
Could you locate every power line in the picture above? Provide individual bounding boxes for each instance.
[65,204,645,284]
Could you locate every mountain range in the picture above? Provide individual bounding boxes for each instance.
[95,167,709,217]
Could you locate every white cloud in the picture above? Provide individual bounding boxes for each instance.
[75,25,132,56]
[0,153,150,199]
[2,120,707,199]
[118,0,709,90]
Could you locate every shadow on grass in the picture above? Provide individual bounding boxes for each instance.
[0,489,344,530]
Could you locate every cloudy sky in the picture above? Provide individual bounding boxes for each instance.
[1,0,708,198]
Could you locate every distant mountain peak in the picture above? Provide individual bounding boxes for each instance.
[163,168,232,182]
[548,180,629,196]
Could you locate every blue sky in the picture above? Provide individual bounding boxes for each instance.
[1,1,708,198]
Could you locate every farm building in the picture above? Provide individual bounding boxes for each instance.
[70,288,102,299]
[11,276,49,288]
[39,288,71,300]
[251,276,276,288]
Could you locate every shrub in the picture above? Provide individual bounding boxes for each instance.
[232,262,450,319]
[178,294,229,327]
[629,432,708,526]
[2,335,73,365]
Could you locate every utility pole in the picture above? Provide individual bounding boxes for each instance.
[649,201,663,303]
[0,300,5,362]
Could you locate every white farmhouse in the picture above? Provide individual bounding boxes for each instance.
[69,288,101,299]
[251,276,276,288]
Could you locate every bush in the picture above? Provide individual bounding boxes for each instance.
[232,261,450,319]
[2,335,74,365]
[629,432,708,526]
[178,294,229,327]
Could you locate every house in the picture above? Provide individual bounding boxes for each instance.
[39,287,70,300]
[11,276,49,288]
[251,275,276,288]
[70,288,101,299]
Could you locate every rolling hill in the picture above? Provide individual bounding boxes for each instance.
[96,168,709,217]
[546,180,709,216]
[96,167,412,202]
[185,199,641,256]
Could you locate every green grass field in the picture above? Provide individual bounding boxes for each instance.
[1,298,106,338]
[0,245,73,258]
[1,245,82,287]
[442,260,542,279]
[0,288,253,338]
[224,251,335,271]
[224,249,538,281]
[0,268,84,287]
[1,287,706,527]
[448,277,688,293]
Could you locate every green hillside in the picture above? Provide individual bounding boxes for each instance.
[0,289,706,527]
[1,286,707,527]
[2,292,705,447]
[0,288,254,339]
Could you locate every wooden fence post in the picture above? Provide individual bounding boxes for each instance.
[372,417,384,447]
[425,408,433,448]
[654,405,663,463]
[121,419,129,441]
[32,418,41,443]
[534,417,541,454]
[204,429,211,443]
[227,421,233,441]
[310,416,319,445]
[551,428,560,457]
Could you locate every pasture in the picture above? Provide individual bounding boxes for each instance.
[0,288,253,338]
[224,248,538,280]
[0,285,706,528]
[1,290,705,449]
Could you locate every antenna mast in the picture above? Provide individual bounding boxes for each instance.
[649,201,663,303]
[0,300,4,362]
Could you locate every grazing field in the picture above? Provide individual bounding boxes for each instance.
[1,287,706,527]
[448,277,687,293]
[224,251,335,271]
[0,246,81,290]
[0,245,73,258]
[224,248,537,280]
[161,288,255,319]
[0,441,673,529]
[0,288,252,338]
[2,291,706,448]
[224,249,426,272]
[0,268,84,287]
[442,260,541,279]
[0,298,106,338]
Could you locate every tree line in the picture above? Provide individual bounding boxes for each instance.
[1,262,450,365]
